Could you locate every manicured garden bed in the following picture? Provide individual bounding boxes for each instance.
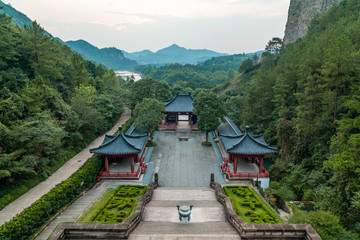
[80,185,147,223]
[223,186,282,224]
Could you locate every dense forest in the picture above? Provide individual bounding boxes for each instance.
[133,52,261,93]
[217,0,360,237]
[0,14,127,209]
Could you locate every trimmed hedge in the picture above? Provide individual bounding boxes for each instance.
[0,155,102,240]
[91,185,147,224]
[223,186,282,224]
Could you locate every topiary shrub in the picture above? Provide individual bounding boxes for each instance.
[90,185,146,224]
[223,186,282,224]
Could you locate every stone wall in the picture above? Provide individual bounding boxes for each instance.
[283,0,343,44]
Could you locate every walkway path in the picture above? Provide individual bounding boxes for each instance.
[34,181,110,240]
[128,187,240,240]
[0,108,131,226]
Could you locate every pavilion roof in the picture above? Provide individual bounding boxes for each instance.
[165,93,194,113]
[90,127,148,155]
[217,116,242,136]
[220,132,278,156]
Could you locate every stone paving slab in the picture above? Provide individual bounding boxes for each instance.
[0,108,131,226]
[146,200,223,208]
[128,222,241,240]
[151,132,221,187]
[152,187,217,201]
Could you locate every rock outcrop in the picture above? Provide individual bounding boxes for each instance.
[283,0,343,44]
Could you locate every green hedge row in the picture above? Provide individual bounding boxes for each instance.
[0,155,102,240]
[223,186,282,224]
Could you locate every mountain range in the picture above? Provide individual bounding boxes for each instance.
[123,44,227,65]
[0,0,252,71]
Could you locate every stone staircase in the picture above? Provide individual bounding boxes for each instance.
[128,187,240,240]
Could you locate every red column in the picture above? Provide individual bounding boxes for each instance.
[260,157,264,173]
[234,157,238,173]
[130,156,134,173]
[135,154,139,163]
[105,157,109,172]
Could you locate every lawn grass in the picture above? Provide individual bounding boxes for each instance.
[224,186,282,224]
[78,185,147,224]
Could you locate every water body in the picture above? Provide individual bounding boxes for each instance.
[115,71,142,81]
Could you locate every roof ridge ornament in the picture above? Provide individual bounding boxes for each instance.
[246,126,250,133]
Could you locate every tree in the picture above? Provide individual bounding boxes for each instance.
[130,78,172,108]
[265,37,283,54]
[238,58,254,73]
[193,90,226,142]
[133,98,165,142]
[288,210,356,240]
[21,21,62,80]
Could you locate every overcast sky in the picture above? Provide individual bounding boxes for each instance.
[5,0,290,54]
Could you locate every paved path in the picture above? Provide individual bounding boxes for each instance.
[128,187,240,240]
[0,108,131,226]
[151,131,220,187]
[34,181,110,240]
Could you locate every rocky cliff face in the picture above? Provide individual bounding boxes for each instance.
[283,0,343,44]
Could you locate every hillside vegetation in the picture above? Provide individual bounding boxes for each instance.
[0,14,127,209]
[219,0,360,236]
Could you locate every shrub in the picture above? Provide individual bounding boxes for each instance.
[223,186,282,224]
[201,141,212,146]
[0,155,102,240]
[90,185,146,224]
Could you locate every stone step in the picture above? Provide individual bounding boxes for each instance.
[152,187,217,201]
[143,201,226,222]
[128,222,241,240]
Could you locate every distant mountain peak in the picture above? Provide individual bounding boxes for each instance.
[167,44,182,48]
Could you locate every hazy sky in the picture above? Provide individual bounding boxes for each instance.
[5,0,290,54]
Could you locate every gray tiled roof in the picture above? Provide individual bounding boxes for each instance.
[220,133,278,155]
[165,93,194,113]
[125,123,148,136]
[90,127,148,155]
[217,116,242,136]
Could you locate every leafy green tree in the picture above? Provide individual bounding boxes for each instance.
[71,84,105,143]
[133,98,165,142]
[238,58,254,73]
[265,37,283,54]
[21,21,62,80]
[288,210,356,240]
[193,90,226,142]
[130,78,172,108]
[0,14,19,70]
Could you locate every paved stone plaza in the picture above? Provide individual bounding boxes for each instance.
[150,131,220,187]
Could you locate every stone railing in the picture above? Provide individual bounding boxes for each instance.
[210,182,321,240]
[49,181,158,240]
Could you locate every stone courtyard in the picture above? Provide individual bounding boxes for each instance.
[150,131,220,187]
